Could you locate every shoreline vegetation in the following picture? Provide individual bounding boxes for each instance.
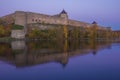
[0,37,16,42]
[0,37,114,42]
[0,19,118,42]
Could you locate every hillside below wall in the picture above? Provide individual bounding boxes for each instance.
[0,13,15,24]
[27,24,61,32]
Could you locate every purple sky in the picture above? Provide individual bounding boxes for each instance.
[0,0,120,30]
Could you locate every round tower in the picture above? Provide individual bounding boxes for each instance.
[60,9,68,25]
[60,9,68,19]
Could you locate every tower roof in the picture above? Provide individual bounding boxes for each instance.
[60,9,67,14]
[92,21,97,24]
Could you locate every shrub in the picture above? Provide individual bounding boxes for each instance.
[12,24,24,30]
[27,29,57,39]
[0,25,5,37]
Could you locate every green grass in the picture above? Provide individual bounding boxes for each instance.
[12,24,24,30]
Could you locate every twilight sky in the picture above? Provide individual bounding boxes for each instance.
[0,0,120,30]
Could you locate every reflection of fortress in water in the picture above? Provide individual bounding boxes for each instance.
[0,40,111,68]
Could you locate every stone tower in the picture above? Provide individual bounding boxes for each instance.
[60,9,68,25]
[14,11,27,28]
[11,11,27,39]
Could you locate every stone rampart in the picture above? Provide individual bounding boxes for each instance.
[26,12,67,25]
[15,11,27,27]
[11,30,25,39]
[68,19,90,27]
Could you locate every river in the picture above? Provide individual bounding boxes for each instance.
[0,40,120,80]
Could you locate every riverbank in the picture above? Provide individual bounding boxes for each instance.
[0,37,58,42]
[0,37,16,42]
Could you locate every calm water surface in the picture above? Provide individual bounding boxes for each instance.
[0,40,120,80]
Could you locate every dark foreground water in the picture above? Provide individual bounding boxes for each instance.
[0,40,120,80]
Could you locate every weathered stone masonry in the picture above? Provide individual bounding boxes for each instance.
[0,10,111,39]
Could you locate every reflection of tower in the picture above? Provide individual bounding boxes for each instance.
[11,41,27,67]
[61,40,69,67]
[93,50,97,55]
[60,52,68,68]
[11,41,26,50]
[92,41,97,55]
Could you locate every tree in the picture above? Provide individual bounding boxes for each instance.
[0,25,5,37]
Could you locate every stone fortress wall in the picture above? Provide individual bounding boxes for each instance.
[14,10,110,30]
[14,10,68,27]
[0,10,111,39]
[1,10,110,29]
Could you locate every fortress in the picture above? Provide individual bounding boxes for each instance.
[0,10,112,39]
[14,10,90,27]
